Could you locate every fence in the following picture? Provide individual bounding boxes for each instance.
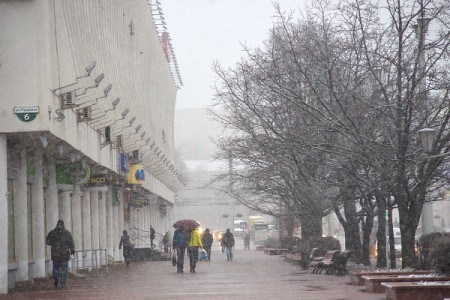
[70,249,109,277]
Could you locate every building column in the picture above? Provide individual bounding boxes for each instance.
[14,146,28,281]
[90,190,99,250]
[105,188,113,260]
[46,158,58,275]
[82,188,92,268]
[98,191,106,265]
[112,197,119,262]
[118,192,124,261]
[0,135,8,294]
[71,186,82,252]
[31,148,45,278]
[59,191,72,231]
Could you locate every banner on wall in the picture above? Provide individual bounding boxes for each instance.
[56,163,90,185]
[127,163,145,184]
[120,153,129,174]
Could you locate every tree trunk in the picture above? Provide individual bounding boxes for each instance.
[387,206,396,268]
[376,197,387,268]
[361,214,374,266]
[343,199,362,263]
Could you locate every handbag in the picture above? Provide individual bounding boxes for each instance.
[199,248,208,261]
[172,250,177,267]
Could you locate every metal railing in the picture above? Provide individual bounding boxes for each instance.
[70,249,108,277]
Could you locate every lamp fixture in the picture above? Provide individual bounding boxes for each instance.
[418,127,449,159]
[76,61,97,79]
[122,108,130,119]
[55,108,66,122]
[103,83,113,96]
[94,73,105,87]
[56,144,64,157]
[39,133,48,148]
[135,124,142,133]
[111,97,121,108]
[418,128,436,153]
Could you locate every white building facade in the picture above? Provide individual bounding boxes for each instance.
[0,0,181,293]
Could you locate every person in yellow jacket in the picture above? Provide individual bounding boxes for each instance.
[187,227,203,273]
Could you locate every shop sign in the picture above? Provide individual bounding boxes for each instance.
[87,174,108,186]
[127,164,145,185]
[14,106,39,122]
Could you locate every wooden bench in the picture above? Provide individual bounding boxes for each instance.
[264,248,288,255]
[350,270,433,286]
[382,281,450,300]
[362,274,450,293]
[311,250,339,274]
[284,247,318,268]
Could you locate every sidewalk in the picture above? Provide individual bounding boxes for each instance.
[1,247,385,300]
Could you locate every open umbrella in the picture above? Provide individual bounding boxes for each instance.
[173,219,200,231]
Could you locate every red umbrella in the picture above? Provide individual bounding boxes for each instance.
[173,219,200,231]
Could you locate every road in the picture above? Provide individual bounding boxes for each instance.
[2,243,384,300]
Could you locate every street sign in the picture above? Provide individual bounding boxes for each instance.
[14,106,39,122]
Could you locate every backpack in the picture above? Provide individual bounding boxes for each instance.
[128,236,135,249]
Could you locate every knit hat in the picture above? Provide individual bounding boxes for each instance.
[56,220,64,229]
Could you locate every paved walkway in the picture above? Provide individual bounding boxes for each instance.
[1,247,385,300]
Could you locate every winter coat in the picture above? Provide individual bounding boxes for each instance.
[188,228,203,247]
[201,232,213,249]
[172,229,188,248]
[162,233,170,245]
[150,227,156,239]
[46,225,75,262]
[222,231,235,247]
[119,234,132,250]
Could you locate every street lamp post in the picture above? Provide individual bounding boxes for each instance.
[418,128,450,159]
[418,127,449,235]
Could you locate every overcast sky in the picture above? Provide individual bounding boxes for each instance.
[162,0,306,109]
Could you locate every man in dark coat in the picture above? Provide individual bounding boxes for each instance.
[172,228,188,273]
[222,229,235,261]
[45,220,75,288]
[201,228,213,261]
[119,230,133,267]
[150,225,156,249]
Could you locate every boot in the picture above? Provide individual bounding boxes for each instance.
[189,264,193,273]
[192,264,196,273]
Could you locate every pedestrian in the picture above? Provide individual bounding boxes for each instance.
[119,230,133,267]
[187,227,203,273]
[150,225,156,249]
[172,228,188,273]
[222,228,235,261]
[45,220,75,288]
[201,228,213,261]
[244,231,251,250]
[162,231,170,253]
